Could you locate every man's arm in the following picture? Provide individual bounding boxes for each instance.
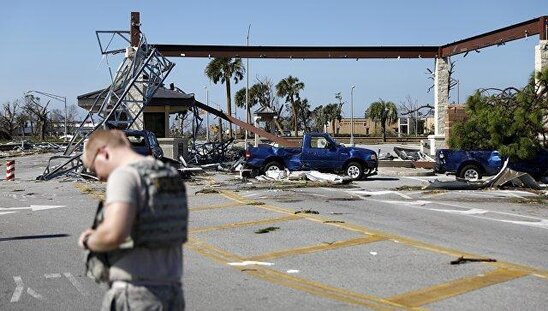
[80,202,136,252]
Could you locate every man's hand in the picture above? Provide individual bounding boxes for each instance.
[78,228,95,249]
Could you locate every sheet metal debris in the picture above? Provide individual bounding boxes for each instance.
[255,169,352,184]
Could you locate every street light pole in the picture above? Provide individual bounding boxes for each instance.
[245,24,251,150]
[25,90,68,139]
[350,85,355,146]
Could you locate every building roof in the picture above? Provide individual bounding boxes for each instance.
[77,85,195,110]
[254,105,277,115]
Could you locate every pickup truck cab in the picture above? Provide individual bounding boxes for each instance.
[124,130,164,159]
[245,133,378,180]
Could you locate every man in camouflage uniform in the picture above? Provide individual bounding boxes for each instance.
[78,129,187,310]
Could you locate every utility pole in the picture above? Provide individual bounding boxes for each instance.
[350,85,355,146]
[245,24,251,150]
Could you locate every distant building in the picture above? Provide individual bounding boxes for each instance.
[327,115,434,136]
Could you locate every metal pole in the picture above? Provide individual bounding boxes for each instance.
[205,86,210,142]
[457,80,460,104]
[64,96,68,140]
[351,85,355,146]
[245,24,251,150]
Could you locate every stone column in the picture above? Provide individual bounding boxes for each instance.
[535,40,548,86]
[427,57,450,155]
[125,47,145,131]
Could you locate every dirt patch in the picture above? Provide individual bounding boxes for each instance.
[74,182,105,200]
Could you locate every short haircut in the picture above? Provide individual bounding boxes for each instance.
[82,129,130,168]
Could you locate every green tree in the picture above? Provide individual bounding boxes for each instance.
[324,103,343,135]
[448,68,548,160]
[365,99,398,142]
[204,57,245,137]
[276,75,305,136]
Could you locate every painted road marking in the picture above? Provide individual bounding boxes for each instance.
[0,211,17,216]
[44,273,61,279]
[221,189,548,278]
[378,199,548,229]
[349,190,412,200]
[11,276,43,302]
[187,238,410,310]
[189,201,243,211]
[248,235,387,261]
[189,215,300,233]
[205,188,548,307]
[0,205,64,212]
[64,273,88,296]
[387,268,528,307]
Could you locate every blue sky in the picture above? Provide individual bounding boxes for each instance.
[1,0,545,118]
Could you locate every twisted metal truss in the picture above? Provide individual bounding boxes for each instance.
[39,30,174,180]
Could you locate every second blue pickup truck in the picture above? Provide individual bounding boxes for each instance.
[434,148,548,181]
[244,133,378,180]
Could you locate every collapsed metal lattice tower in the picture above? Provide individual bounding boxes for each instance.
[39,27,174,180]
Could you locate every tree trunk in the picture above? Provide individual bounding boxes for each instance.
[225,78,233,138]
[292,102,298,137]
[382,122,387,142]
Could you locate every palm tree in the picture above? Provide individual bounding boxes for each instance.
[324,103,343,135]
[365,99,398,142]
[204,57,245,137]
[276,75,304,136]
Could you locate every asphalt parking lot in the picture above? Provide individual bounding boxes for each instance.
[1,153,546,310]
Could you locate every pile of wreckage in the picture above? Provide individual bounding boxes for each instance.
[379,146,436,169]
[0,140,64,158]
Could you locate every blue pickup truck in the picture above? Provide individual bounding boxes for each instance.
[434,148,548,181]
[244,133,378,180]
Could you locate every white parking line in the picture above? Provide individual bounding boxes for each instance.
[349,190,412,200]
[377,199,548,229]
[44,273,61,279]
[64,273,88,296]
[10,276,24,302]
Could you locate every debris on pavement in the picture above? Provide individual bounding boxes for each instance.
[194,188,220,195]
[254,227,280,234]
[294,210,319,215]
[450,256,497,265]
[427,159,542,191]
[255,169,352,184]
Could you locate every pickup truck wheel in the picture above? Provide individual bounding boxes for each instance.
[459,164,482,181]
[345,162,364,180]
[263,161,284,173]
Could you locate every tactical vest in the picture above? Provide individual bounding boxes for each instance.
[86,159,188,283]
[128,159,188,248]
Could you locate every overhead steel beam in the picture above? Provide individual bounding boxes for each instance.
[152,16,547,60]
[153,44,440,59]
[440,16,547,57]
